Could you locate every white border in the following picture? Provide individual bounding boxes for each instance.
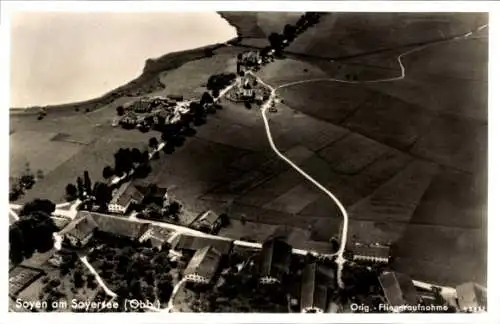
[1,1,498,323]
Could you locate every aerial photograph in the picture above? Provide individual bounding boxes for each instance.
[8,9,488,314]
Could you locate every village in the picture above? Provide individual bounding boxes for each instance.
[9,11,487,314]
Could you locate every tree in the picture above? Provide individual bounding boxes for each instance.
[20,199,56,217]
[102,166,114,179]
[9,211,58,264]
[83,171,92,194]
[244,102,252,110]
[283,24,297,40]
[268,32,283,49]
[93,182,112,209]
[201,92,214,106]
[76,177,84,197]
[9,180,23,202]
[116,106,125,116]
[65,184,78,201]
[74,270,84,288]
[219,213,230,227]
[148,137,159,150]
[167,201,182,220]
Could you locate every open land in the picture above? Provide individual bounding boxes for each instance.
[10,12,487,287]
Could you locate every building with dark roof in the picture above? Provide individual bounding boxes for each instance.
[172,233,233,255]
[190,210,222,234]
[456,282,487,312]
[379,271,419,310]
[63,215,98,248]
[352,244,390,264]
[89,212,149,240]
[137,224,173,250]
[184,246,223,284]
[108,181,145,214]
[300,262,335,313]
[258,238,292,284]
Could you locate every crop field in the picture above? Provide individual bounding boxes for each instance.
[392,224,486,286]
[317,133,392,175]
[410,168,486,229]
[276,81,376,124]
[346,160,439,224]
[10,131,84,179]
[285,12,487,59]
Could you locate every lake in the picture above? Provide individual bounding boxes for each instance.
[10,12,237,108]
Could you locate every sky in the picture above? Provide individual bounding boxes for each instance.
[10,12,236,107]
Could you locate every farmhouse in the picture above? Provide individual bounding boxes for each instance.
[352,244,390,264]
[136,184,170,207]
[89,212,149,240]
[62,215,98,248]
[172,233,233,255]
[456,282,487,312]
[258,238,292,284]
[300,262,335,313]
[183,246,223,284]
[108,181,145,214]
[120,111,138,126]
[138,225,173,250]
[378,271,419,310]
[190,210,223,234]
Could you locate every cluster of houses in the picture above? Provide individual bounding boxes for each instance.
[115,95,189,128]
[106,181,170,215]
[226,71,270,106]
[50,209,488,314]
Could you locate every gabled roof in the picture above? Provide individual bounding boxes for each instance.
[259,238,292,280]
[300,263,335,312]
[193,210,220,227]
[82,211,149,240]
[110,182,145,207]
[172,234,233,255]
[184,246,223,281]
[379,271,419,307]
[66,215,98,241]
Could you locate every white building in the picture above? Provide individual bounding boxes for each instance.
[108,182,145,214]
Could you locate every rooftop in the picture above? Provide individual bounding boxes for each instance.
[184,246,223,282]
[379,271,419,308]
[110,181,145,207]
[300,262,335,312]
[172,234,233,255]
[259,238,292,280]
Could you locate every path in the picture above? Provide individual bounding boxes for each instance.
[253,23,488,290]
[79,255,117,298]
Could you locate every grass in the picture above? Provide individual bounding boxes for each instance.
[9,131,84,179]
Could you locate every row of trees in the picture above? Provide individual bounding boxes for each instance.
[9,199,58,265]
[265,12,323,57]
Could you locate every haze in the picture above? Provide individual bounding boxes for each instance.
[10,12,236,108]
